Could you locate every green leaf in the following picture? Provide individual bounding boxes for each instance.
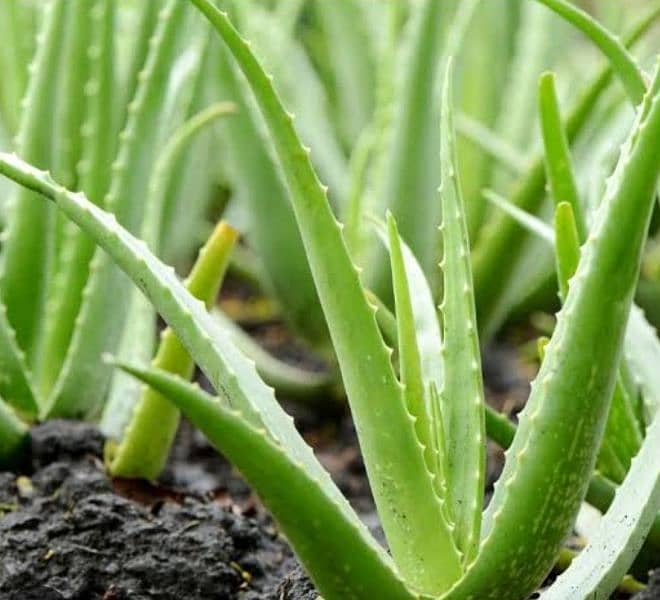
[118,0,160,128]
[539,72,586,239]
[232,3,348,202]
[0,397,28,469]
[472,6,660,339]
[188,1,462,591]
[0,0,66,368]
[52,0,93,191]
[38,0,115,397]
[114,363,415,600]
[386,213,446,494]
[315,0,376,149]
[542,379,660,599]
[108,221,237,479]
[214,41,328,345]
[456,0,520,234]
[368,0,447,297]
[554,202,581,301]
[438,62,485,564]
[532,0,646,104]
[343,0,401,264]
[449,58,660,600]
[0,150,398,586]
[0,301,39,419]
[45,0,193,418]
[0,1,34,135]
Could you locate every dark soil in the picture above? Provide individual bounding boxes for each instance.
[634,571,660,599]
[0,421,296,600]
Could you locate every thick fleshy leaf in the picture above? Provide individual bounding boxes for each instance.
[533,0,646,104]
[0,397,29,469]
[0,0,65,369]
[438,63,485,564]
[472,6,660,339]
[188,1,462,592]
[448,59,660,600]
[38,0,115,397]
[46,0,197,418]
[0,151,398,585]
[0,301,38,418]
[114,364,415,600]
[539,72,586,239]
[542,318,660,599]
[108,221,237,479]
[386,213,447,494]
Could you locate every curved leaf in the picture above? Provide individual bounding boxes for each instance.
[188,1,462,592]
[114,363,415,600]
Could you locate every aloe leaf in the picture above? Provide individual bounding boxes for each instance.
[539,72,586,239]
[154,35,220,263]
[472,6,660,338]
[46,0,192,418]
[108,221,237,479]
[52,0,93,191]
[447,61,660,600]
[118,0,160,132]
[0,151,399,584]
[232,3,348,204]
[368,0,447,297]
[0,398,28,469]
[189,2,463,591]
[369,224,443,402]
[211,309,335,401]
[554,202,581,301]
[532,0,646,105]
[438,63,486,564]
[456,0,519,235]
[0,300,39,419]
[486,391,660,573]
[0,0,66,368]
[493,3,560,170]
[0,1,33,135]
[541,394,660,599]
[386,213,443,488]
[455,115,528,177]
[482,189,554,244]
[114,364,415,600]
[371,265,660,568]
[314,0,376,149]
[38,0,115,397]
[494,197,643,483]
[343,0,400,264]
[551,165,642,483]
[215,42,328,346]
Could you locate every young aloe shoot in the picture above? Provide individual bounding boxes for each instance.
[106,220,237,479]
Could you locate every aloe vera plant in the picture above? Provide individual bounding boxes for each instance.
[0,1,236,461]
[2,1,660,598]
[1,1,659,597]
